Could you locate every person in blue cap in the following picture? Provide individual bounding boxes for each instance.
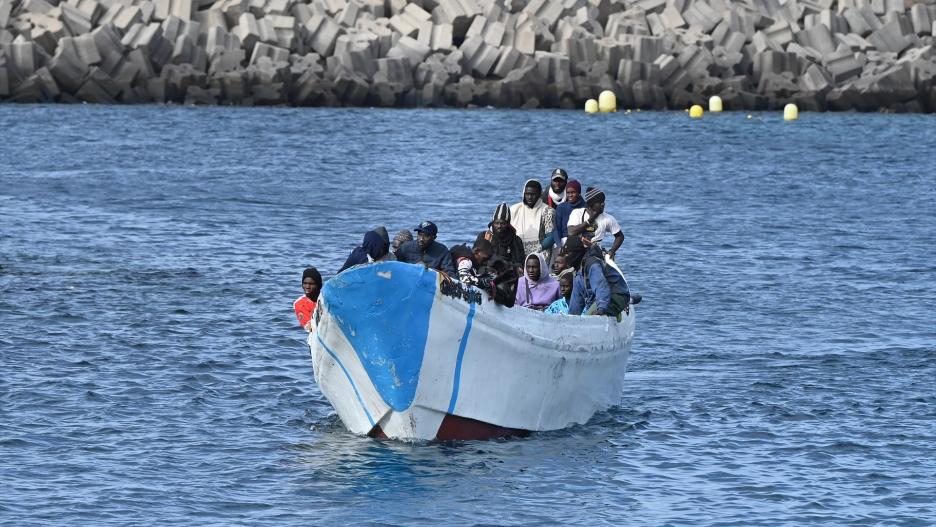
[396,220,456,276]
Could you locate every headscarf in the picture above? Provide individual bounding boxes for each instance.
[516,252,560,308]
[510,178,546,244]
[585,187,605,207]
[339,230,388,273]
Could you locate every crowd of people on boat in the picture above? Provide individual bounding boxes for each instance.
[294,168,633,331]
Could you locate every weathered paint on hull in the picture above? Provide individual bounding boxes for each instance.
[308,261,634,441]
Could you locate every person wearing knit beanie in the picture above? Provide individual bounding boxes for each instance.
[567,185,625,261]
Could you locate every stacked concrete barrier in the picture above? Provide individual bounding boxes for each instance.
[1,0,935,110]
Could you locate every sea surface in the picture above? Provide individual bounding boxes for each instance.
[1,105,934,526]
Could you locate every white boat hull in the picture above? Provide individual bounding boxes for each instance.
[308,261,635,441]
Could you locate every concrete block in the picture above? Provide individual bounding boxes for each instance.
[194,9,228,33]
[796,22,835,55]
[387,35,430,63]
[304,14,343,56]
[233,12,262,51]
[0,0,13,29]
[798,62,831,92]
[824,44,863,82]
[683,1,720,33]
[913,4,934,36]
[417,22,453,51]
[61,3,93,35]
[492,45,520,77]
[660,4,686,30]
[459,34,498,76]
[249,41,289,65]
[22,0,54,15]
[868,18,911,53]
[524,0,563,30]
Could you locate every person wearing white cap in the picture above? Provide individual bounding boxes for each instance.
[542,168,568,209]
[567,187,624,260]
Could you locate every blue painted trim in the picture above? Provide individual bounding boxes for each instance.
[447,302,477,415]
[316,333,376,428]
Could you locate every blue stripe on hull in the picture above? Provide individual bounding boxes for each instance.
[447,302,477,414]
[316,333,375,428]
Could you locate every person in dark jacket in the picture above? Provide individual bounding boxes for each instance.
[552,179,585,250]
[477,202,525,275]
[396,220,456,276]
[338,230,390,273]
[569,245,630,318]
[541,168,568,209]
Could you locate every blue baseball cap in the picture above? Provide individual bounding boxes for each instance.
[414,221,437,236]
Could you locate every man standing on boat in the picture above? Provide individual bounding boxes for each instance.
[542,168,568,208]
[510,179,556,260]
[396,221,457,276]
[567,187,624,261]
[552,179,585,252]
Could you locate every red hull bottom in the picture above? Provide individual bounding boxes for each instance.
[368,414,530,441]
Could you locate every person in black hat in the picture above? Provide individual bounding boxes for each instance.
[396,220,456,276]
[476,202,526,275]
[542,168,568,209]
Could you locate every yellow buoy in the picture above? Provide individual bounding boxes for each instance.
[708,95,723,113]
[585,99,598,113]
[747,114,753,119]
[783,103,799,121]
[598,90,617,112]
[689,105,704,118]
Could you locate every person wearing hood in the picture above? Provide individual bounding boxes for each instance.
[541,168,568,209]
[567,187,624,260]
[515,252,561,310]
[509,179,555,260]
[397,221,456,276]
[294,266,322,331]
[338,229,391,273]
[477,203,526,274]
[552,179,586,250]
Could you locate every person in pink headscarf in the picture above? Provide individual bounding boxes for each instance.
[514,253,561,310]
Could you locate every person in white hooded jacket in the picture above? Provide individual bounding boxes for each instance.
[509,179,556,261]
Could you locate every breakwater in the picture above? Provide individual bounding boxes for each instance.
[1,0,935,110]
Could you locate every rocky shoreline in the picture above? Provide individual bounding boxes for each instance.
[1,0,935,110]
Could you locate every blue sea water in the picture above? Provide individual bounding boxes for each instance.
[1,105,934,526]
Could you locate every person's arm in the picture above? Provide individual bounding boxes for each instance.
[514,277,526,306]
[608,231,624,259]
[589,262,611,315]
[568,274,585,315]
[567,209,593,236]
[439,247,456,277]
[456,258,476,285]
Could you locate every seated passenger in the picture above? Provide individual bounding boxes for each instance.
[391,229,413,258]
[396,221,457,276]
[561,234,589,271]
[338,229,390,273]
[294,266,322,331]
[451,238,494,286]
[569,245,630,318]
[514,253,561,310]
[551,253,570,278]
[477,203,525,275]
[545,272,574,314]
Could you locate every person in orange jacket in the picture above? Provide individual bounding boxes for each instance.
[294,267,322,331]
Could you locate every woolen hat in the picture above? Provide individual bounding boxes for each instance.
[492,202,510,223]
[585,187,606,207]
[566,180,581,193]
[414,220,438,236]
[551,168,568,181]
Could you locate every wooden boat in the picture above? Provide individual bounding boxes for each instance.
[308,260,635,441]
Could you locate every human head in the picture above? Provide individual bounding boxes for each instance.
[551,168,568,193]
[301,267,322,301]
[558,272,573,300]
[472,238,493,266]
[362,230,388,260]
[552,254,568,275]
[585,187,606,215]
[523,179,542,207]
[414,221,437,250]
[372,226,390,247]
[525,254,541,282]
[392,229,412,253]
[491,203,510,235]
[566,180,581,204]
[563,235,587,270]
